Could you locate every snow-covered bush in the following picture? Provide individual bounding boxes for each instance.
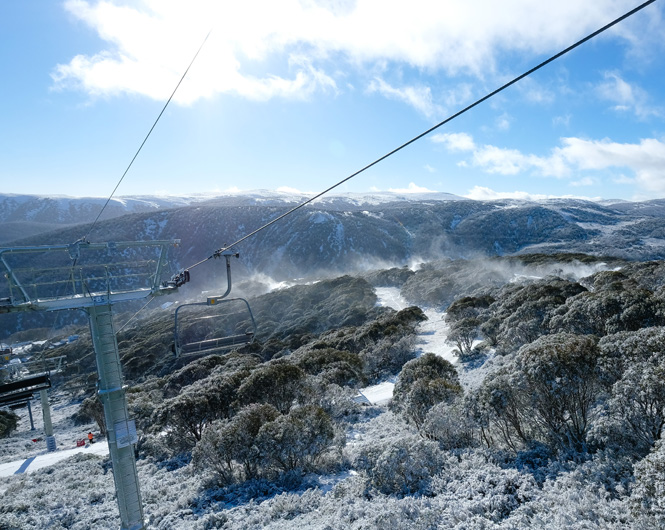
[360,334,416,383]
[590,359,665,456]
[391,353,461,427]
[236,362,310,414]
[79,396,106,435]
[293,347,365,387]
[476,333,604,455]
[193,403,280,485]
[355,434,444,495]
[632,434,665,524]
[421,399,479,450]
[257,405,339,475]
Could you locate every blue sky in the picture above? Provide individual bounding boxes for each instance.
[2,0,665,201]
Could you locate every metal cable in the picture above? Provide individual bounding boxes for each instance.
[83,29,213,241]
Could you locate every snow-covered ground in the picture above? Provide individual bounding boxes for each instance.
[359,288,459,405]
[0,393,101,495]
[0,439,108,480]
[375,287,457,363]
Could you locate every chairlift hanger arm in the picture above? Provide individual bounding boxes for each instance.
[167,248,239,289]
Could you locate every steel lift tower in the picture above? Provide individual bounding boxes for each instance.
[0,240,179,530]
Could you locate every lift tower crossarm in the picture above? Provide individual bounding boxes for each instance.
[0,240,179,314]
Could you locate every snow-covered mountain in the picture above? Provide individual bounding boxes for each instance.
[3,193,663,284]
[0,190,465,243]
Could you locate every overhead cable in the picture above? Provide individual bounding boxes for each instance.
[83,29,213,242]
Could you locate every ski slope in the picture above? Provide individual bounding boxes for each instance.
[359,288,458,405]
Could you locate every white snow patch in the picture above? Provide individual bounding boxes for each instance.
[358,288,460,404]
[375,287,458,364]
[357,380,396,406]
[0,440,109,479]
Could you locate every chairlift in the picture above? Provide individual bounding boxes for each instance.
[172,250,257,358]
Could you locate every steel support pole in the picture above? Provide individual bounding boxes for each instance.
[39,389,56,451]
[88,304,144,530]
[27,399,35,430]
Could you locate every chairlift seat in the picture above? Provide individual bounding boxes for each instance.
[174,296,257,358]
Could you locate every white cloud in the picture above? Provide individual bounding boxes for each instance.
[470,144,570,178]
[552,114,571,127]
[437,131,665,194]
[596,71,662,119]
[367,78,442,119]
[495,113,511,131]
[388,182,437,193]
[570,176,596,187]
[464,186,558,201]
[424,164,436,173]
[53,0,649,104]
[555,137,665,192]
[431,132,476,152]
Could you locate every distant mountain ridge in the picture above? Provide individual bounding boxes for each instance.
[0,190,464,243]
[2,192,664,284]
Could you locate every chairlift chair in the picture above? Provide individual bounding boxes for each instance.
[173,296,257,357]
[172,249,257,358]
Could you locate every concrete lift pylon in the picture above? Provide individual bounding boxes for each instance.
[0,239,180,530]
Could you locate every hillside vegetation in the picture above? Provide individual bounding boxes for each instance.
[2,254,665,529]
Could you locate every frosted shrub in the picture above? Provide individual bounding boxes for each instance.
[192,403,280,485]
[421,399,479,450]
[360,335,416,383]
[356,434,444,495]
[478,333,603,455]
[590,359,665,456]
[391,353,462,427]
[632,434,665,523]
[79,395,107,435]
[237,362,310,414]
[153,389,215,449]
[430,450,538,523]
[0,409,19,438]
[257,405,338,475]
[309,381,363,422]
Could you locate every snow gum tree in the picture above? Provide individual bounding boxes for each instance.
[421,398,480,450]
[0,409,19,438]
[355,434,444,495]
[487,279,586,352]
[391,353,462,428]
[154,389,215,448]
[445,295,493,356]
[632,433,665,524]
[257,405,337,474]
[80,395,107,435]
[153,369,248,450]
[592,327,665,455]
[548,282,665,337]
[193,403,280,484]
[236,362,310,414]
[477,333,604,455]
[514,333,602,454]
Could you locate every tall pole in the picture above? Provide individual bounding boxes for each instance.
[27,399,35,430]
[89,303,144,530]
[40,389,56,451]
